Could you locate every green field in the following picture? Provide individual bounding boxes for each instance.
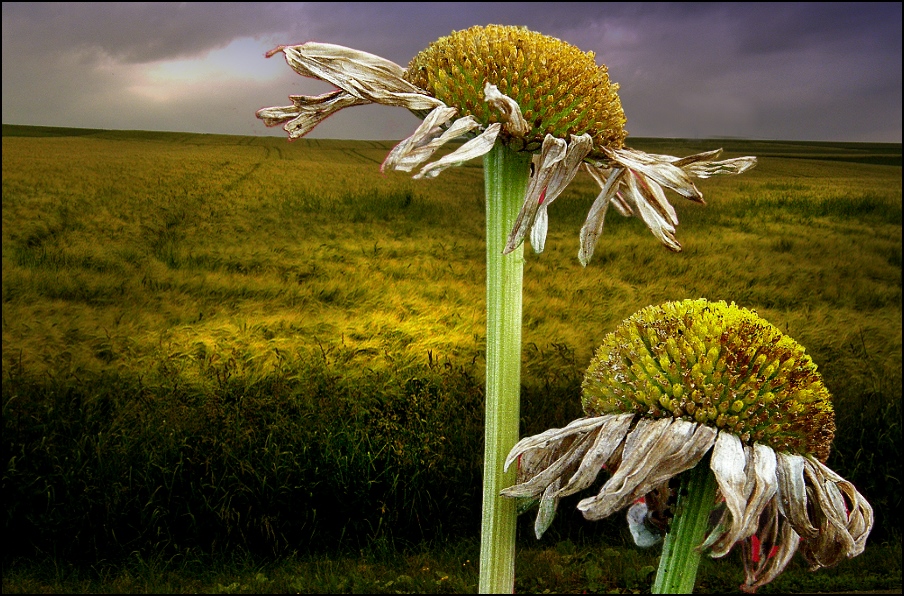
[2,124,901,592]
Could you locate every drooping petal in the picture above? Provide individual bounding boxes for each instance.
[530,206,550,253]
[805,456,873,557]
[795,456,874,570]
[555,412,634,497]
[775,452,819,539]
[256,91,369,140]
[578,418,716,520]
[275,42,444,111]
[502,423,599,498]
[741,502,801,593]
[534,477,562,538]
[708,432,750,548]
[708,440,778,557]
[607,147,706,204]
[504,135,567,253]
[505,134,592,254]
[621,170,681,251]
[504,416,611,472]
[414,123,501,179]
[578,164,624,266]
[484,82,530,137]
[381,107,481,173]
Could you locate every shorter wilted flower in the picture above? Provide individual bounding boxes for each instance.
[258,25,756,264]
[502,299,873,592]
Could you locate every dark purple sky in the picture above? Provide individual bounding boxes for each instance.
[2,2,901,142]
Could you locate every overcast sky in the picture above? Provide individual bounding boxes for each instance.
[2,2,901,142]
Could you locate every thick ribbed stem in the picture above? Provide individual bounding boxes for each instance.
[479,143,532,593]
[652,459,719,594]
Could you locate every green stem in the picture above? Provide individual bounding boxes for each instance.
[652,459,719,594]
[479,143,532,594]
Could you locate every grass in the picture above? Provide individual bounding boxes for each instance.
[2,124,901,592]
[2,538,901,594]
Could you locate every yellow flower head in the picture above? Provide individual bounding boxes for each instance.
[405,25,627,154]
[582,299,835,461]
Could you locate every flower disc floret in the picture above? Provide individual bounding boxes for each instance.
[404,25,628,154]
[582,299,835,461]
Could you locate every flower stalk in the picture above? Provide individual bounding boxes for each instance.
[480,142,532,593]
[652,459,719,594]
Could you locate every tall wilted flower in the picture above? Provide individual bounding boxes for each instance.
[502,299,873,592]
[258,26,758,593]
[257,25,756,264]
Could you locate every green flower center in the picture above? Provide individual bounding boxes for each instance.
[582,299,835,461]
[404,24,627,154]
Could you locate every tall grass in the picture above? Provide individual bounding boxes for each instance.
[2,126,901,569]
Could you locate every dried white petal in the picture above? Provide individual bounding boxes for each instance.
[484,82,530,137]
[806,457,873,556]
[277,43,444,111]
[502,426,598,498]
[504,416,610,472]
[608,147,705,204]
[775,452,818,539]
[382,108,481,173]
[256,91,369,139]
[530,207,550,253]
[578,165,624,266]
[622,170,681,251]
[535,477,562,538]
[414,123,501,179]
[556,412,634,497]
[578,418,716,520]
[684,156,758,179]
[743,506,801,592]
[708,439,778,557]
[505,134,592,254]
[504,136,566,253]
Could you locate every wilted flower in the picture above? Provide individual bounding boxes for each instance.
[257,25,756,264]
[502,299,873,592]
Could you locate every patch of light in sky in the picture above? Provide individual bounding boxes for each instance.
[131,37,284,101]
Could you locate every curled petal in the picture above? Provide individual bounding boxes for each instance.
[608,147,706,204]
[530,207,550,254]
[276,43,444,111]
[556,412,635,497]
[484,82,530,137]
[535,477,562,539]
[708,439,778,557]
[414,123,500,179]
[382,108,481,173]
[505,134,592,254]
[798,456,874,568]
[807,458,873,557]
[504,416,611,473]
[742,504,801,593]
[578,164,624,266]
[256,91,368,140]
[622,170,681,251]
[775,452,818,539]
[627,499,664,547]
[684,155,758,179]
[578,418,716,520]
[504,135,566,253]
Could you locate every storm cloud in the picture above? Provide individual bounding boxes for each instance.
[2,2,900,141]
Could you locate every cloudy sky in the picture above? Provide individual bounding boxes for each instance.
[2,2,901,142]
